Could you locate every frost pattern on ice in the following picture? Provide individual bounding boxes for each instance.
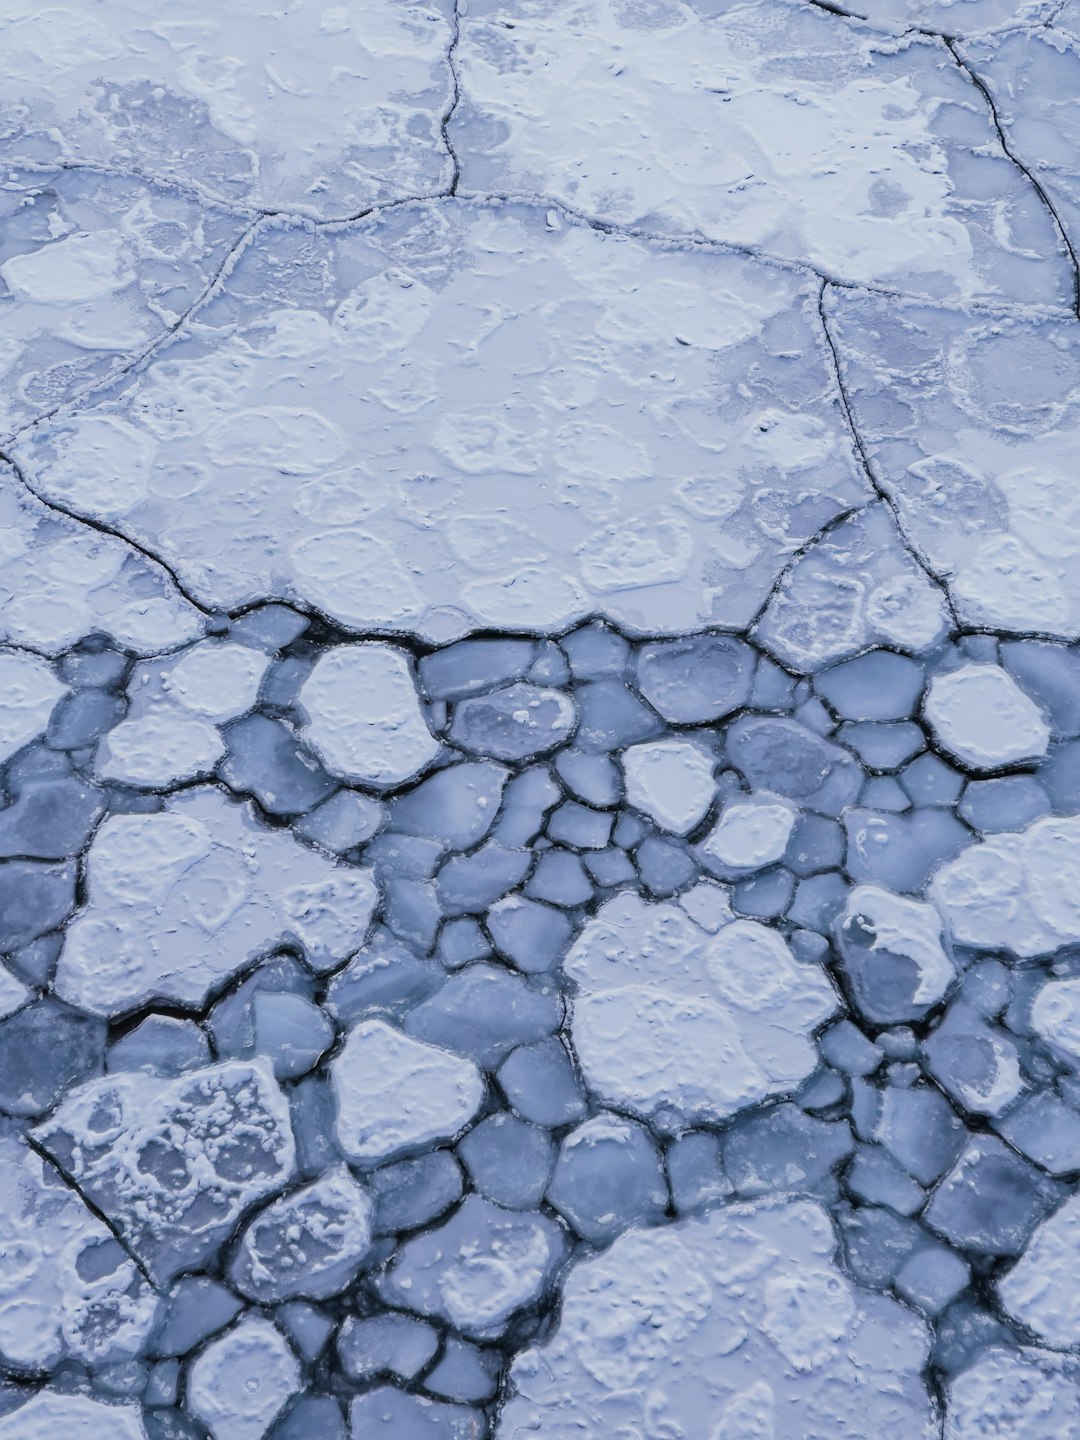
[1,0,1080,1434]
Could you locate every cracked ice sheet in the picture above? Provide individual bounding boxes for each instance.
[0,0,456,217]
[828,289,1080,634]
[0,166,247,438]
[0,461,201,653]
[451,0,1073,305]
[855,0,1059,31]
[959,27,1080,266]
[12,201,868,636]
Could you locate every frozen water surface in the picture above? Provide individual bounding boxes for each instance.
[0,0,1078,1435]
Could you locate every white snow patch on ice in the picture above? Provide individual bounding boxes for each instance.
[54,786,378,1015]
[299,643,440,788]
[923,663,1050,771]
[498,1198,936,1439]
[621,738,716,835]
[931,815,1080,958]
[565,893,836,1123]
[332,1018,485,1164]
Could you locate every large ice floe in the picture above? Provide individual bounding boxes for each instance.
[1,0,1080,1434]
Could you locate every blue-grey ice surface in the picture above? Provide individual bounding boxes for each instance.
[0,0,1079,1434]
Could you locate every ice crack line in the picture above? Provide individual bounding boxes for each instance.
[941,35,1080,320]
[441,0,465,196]
[817,279,962,633]
[1,217,264,451]
[0,445,219,624]
[24,1133,155,1289]
[804,0,1080,317]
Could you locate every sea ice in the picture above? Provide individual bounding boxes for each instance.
[187,1316,300,1440]
[379,1195,567,1339]
[923,663,1051,771]
[566,893,836,1123]
[332,1018,484,1164]
[54,786,377,1014]
[299,643,440,788]
[33,1060,297,1283]
[229,1166,375,1303]
[497,1199,936,1439]
[622,738,716,835]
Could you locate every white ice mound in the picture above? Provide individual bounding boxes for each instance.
[930,814,1080,958]
[54,785,378,1016]
[332,1018,484,1165]
[923,663,1050,772]
[565,887,837,1123]
[299,643,440,788]
[497,1198,937,1440]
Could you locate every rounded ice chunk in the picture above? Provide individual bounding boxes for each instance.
[96,706,225,787]
[449,682,576,761]
[162,640,270,721]
[699,792,797,870]
[332,1018,484,1164]
[380,1194,567,1339]
[635,633,755,722]
[546,1114,667,1243]
[230,1166,375,1303]
[1032,977,1080,1068]
[32,1060,296,1285]
[622,739,715,835]
[54,788,378,1015]
[923,663,1050,772]
[188,1316,300,1440]
[349,1386,482,1438]
[565,893,836,1123]
[299,643,439,787]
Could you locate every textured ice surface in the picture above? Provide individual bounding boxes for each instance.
[932,814,1080,956]
[944,1347,1080,1440]
[830,295,1080,636]
[0,0,456,216]
[566,891,837,1122]
[33,1060,296,1283]
[0,167,246,437]
[10,202,868,636]
[499,1198,936,1439]
[0,1128,157,1370]
[229,1166,375,1303]
[379,1194,567,1339]
[452,0,1072,304]
[55,786,377,1014]
[1,2,1078,1436]
[0,1392,147,1439]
